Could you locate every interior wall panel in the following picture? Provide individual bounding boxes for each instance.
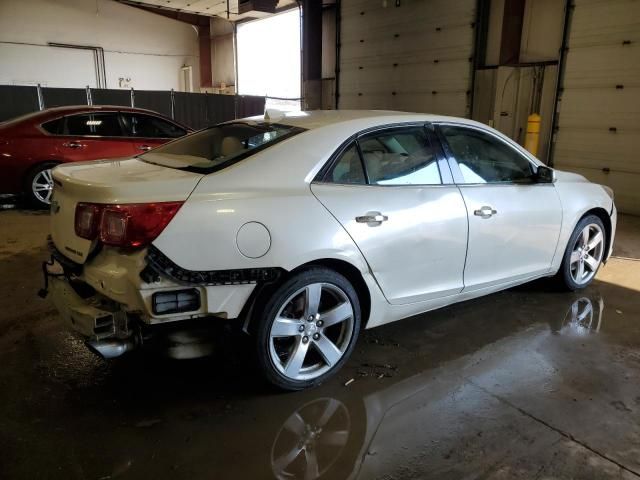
[553,0,640,214]
[338,0,476,117]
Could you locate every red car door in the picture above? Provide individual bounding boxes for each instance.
[120,112,189,154]
[53,111,135,161]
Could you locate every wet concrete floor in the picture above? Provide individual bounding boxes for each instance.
[1,210,640,479]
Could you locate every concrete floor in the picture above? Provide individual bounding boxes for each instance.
[1,211,640,480]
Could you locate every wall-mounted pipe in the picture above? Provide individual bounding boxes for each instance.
[36,83,44,110]
[48,42,107,88]
[547,0,573,167]
[334,0,341,109]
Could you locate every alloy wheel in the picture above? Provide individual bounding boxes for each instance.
[569,223,604,285]
[32,168,54,205]
[269,283,355,381]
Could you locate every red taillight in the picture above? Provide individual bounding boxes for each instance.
[74,202,183,249]
[75,203,102,240]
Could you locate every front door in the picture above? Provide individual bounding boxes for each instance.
[437,124,562,291]
[311,125,468,305]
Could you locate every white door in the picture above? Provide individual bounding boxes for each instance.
[437,124,562,291]
[311,126,468,305]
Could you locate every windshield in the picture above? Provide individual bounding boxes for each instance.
[140,121,304,173]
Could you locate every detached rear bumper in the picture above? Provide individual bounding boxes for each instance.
[48,274,126,339]
[43,241,257,325]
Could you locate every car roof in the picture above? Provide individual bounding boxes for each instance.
[38,105,168,116]
[243,109,486,131]
[0,105,188,130]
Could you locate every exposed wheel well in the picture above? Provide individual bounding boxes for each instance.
[580,207,612,260]
[242,258,372,334]
[293,259,371,329]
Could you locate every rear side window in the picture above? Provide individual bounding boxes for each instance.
[326,144,366,185]
[121,113,186,139]
[140,122,304,173]
[64,113,123,137]
[41,118,64,134]
[358,127,441,185]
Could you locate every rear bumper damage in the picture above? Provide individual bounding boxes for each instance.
[41,242,272,359]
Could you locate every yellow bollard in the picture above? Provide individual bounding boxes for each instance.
[524,113,541,156]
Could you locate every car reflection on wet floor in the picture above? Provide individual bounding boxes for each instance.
[2,280,640,479]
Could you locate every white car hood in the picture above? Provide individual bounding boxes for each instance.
[554,169,589,183]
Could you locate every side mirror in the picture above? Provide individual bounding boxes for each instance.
[536,165,555,183]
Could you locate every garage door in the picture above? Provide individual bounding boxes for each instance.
[338,0,476,118]
[553,0,640,215]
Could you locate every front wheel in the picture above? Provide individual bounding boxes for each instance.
[25,162,57,208]
[255,267,361,391]
[557,215,606,290]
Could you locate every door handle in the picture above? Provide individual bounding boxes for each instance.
[137,145,152,151]
[474,206,497,218]
[356,213,388,225]
[63,141,84,149]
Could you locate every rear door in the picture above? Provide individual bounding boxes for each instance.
[311,124,468,305]
[437,123,562,292]
[120,112,188,154]
[53,112,134,160]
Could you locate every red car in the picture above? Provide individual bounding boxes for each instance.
[0,105,191,207]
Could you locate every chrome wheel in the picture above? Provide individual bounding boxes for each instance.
[31,168,54,205]
[570,223,604,285]
[269,283,355,381]
[271,398,350,480]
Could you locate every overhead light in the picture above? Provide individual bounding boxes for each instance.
[86,120,102,126]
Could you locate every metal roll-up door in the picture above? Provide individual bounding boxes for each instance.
[553,0,640,214]
[338,0,476,117]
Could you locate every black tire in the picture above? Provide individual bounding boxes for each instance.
[556,214,606,291]
[255,267,361,391]
[24,162,58,209]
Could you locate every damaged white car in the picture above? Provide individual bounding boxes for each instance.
[42,110,616,390]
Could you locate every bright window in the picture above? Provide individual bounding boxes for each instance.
[237,9,301,112]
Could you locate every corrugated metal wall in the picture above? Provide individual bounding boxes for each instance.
[338,0,476,117]
[554,0,640,214]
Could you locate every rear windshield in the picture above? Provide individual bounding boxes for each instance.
[140,121,304,173]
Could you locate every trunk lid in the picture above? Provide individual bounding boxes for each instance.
[50,158,203,264]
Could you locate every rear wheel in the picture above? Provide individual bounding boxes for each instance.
[255,267,361,391]
[557,215,606,290]
[25,162,57,208]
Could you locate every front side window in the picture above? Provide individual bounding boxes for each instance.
[140,122,303,172]
[326,143,366,185]
[121,113,186,139]
[64,113,123,137]
[358,127,441,185]
[440,125,534,184]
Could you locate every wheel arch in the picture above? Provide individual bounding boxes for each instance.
[242,257,372,334]
[578,207,612,261]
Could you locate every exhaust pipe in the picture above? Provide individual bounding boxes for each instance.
[86,337,136,359]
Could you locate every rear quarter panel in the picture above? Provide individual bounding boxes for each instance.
[153,184,368,274]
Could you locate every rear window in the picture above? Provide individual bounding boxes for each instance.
[42,117,64,134]
[140,122,304,173]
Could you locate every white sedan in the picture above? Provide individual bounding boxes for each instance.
[43,110,616,390]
